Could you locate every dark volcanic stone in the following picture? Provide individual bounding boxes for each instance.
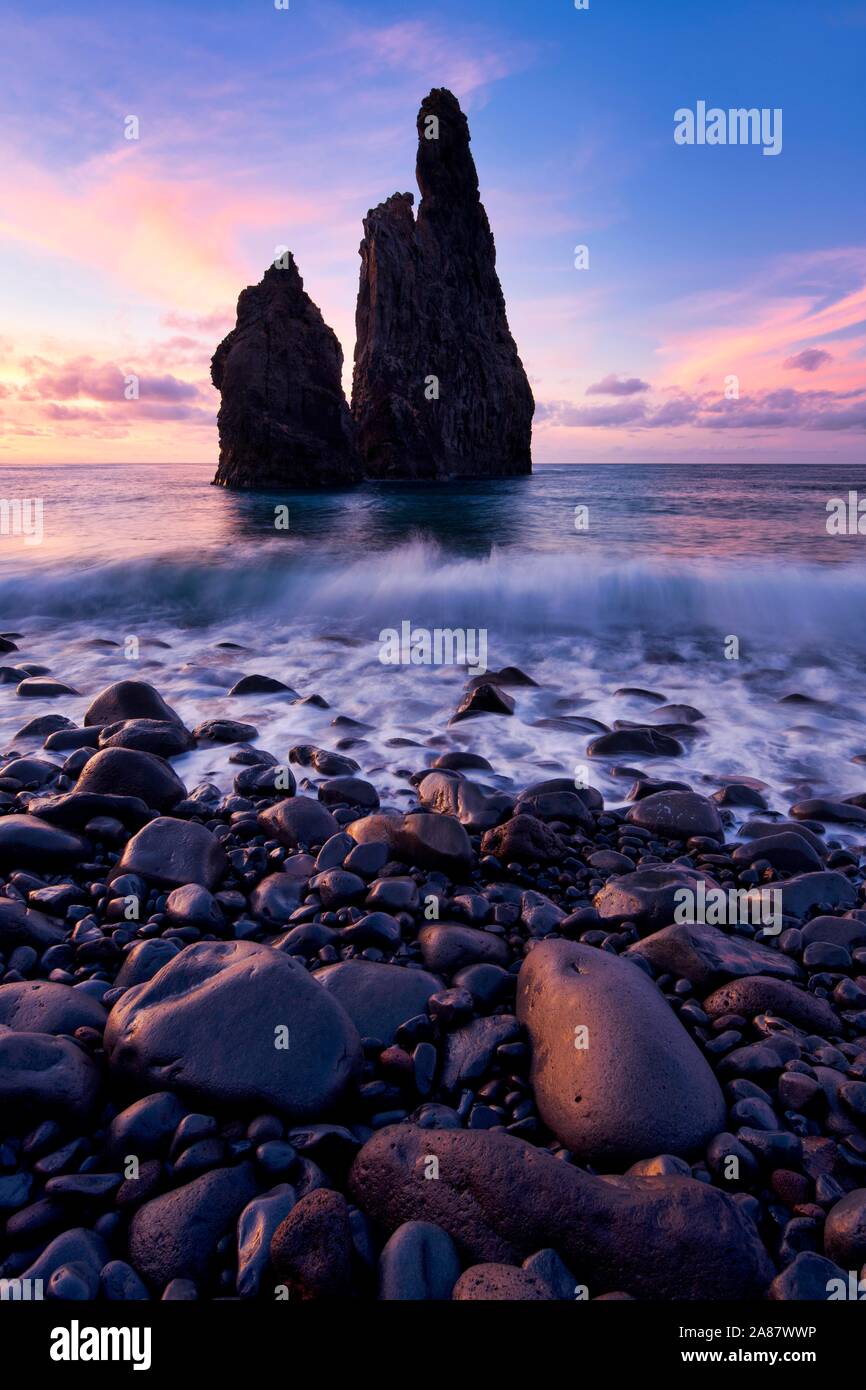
[0,1024,100,1123]
[625,791,722,841]
[588,728,684,758]
[129,1162,258,1289]
[824,1190,866,1269]
[74,746,186,810]
[318,776,380,810]
[594,865,718,935]
[249,871,310,924]
[0,981,107,1035]
[99,719,194,758]
[518,940,724,1164]
[627,923,801,993]
[774,871,858,919]
[419,923,509,975]
[480,814,567,865]
[732,833,823,874]
[105,940,361,1117]
[228,674,298,696]
[258,797,339,850]
[396,811,473,876]
[351,89,533,480]
[0,898,67,952]
[236,1183,296,1297]
[314,960,442,1043]
[165,884,225,931]
[378,1220,461,1300]
[451,685,515,722]
[792,798,866,825]
[768,1251,848,1301]
[440,1014,520,1092]
[270,1189,354,1300]
[192,719,258,744]
[349,1125,773,1300]
[452,1264,552,1300]
[84,680,182,727]
[212,254,359,489]
[115,940,181,989]
[113,816,227,890]
[0,814,89,870]
[418,771,511,832]
[16,677,79,698]
[703,977,841,1035]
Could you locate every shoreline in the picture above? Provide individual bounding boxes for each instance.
[1,664,865,1301]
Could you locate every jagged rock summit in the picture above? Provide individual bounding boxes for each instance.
[211,255,359,489]
[352,88,534,479]
[211,90,533,488]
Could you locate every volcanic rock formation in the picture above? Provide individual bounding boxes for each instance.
[352,88,534,478]
[211,255,359,489]
[211,90,533,488]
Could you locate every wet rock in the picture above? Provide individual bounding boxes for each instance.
[1,907,61,968]
[105,940,361,1118]
[349,1125,773,1300]
[99,719,195,758]
[318,776,380,810]
[480,814,568,865]
[768,1251,847,1301]
[229,674,298,696]
[212,254,359,489]
[397,811,473,877]
[732,833,823,875]
[113,816,228,890]
[0,814,89,870]
[0,981,107,1035]
[418,771,511,832]
[451,685,515,722]
[352,89,533,480]
[773,872,858,919]
[588,728,684,759]
[270,1189,353,1299]
[84,680,182,727]
[378,1220,461,1300]
[627,923,801,993]
[518,940,725,1164]
[249,871,310,924]
[290,746,360,777]
[625,791,722,841]
[16,677,80,698]
[419,923,509,975]
[258,797,339,850]
[236,1183,297,1297]
[165,884,225,931]
[193,719,258,744]
[824,1190,866,1269]
[115,940,182,989]
[703,977,841,1035]
[792,798,866,825]
[0,1025,101,1124]
[440,1014,520,1092]
[314,960,442,1043]
[129,1162,258,1289]
[595,865,718,935]
[75,746,186,810]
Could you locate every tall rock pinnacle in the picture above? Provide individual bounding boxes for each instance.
[351,88,534,478]
[211,255,359,489]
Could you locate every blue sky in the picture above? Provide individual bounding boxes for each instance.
[1,0,864,462]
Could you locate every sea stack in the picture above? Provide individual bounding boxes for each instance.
[352,89,534,479]
[211,255,359,489]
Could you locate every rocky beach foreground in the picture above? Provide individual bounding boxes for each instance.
[2,659,866,1303]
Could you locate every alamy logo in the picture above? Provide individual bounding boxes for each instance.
[674,102,782,156]
[0,497,43,546]
[674,882,782,935]
[0,1277,43,1300]
[49,1321,152,1371]
[379,621,487,674]
[826,491,866,535]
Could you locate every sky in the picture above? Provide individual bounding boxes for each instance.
[0,0,864,465]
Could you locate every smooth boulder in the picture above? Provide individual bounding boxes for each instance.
[517,940,725,1165]
[105,940,362,1117]
[349,1125,773,1300]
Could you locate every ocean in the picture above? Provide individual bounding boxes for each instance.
[2,461,866,823]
